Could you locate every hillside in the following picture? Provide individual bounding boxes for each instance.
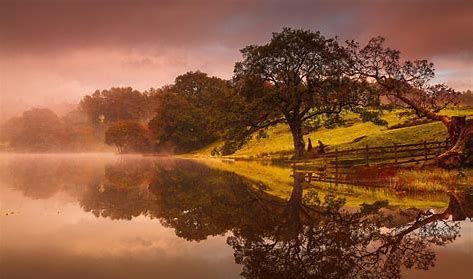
[192,108,473,160]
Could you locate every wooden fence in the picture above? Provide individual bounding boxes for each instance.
[291,138,450,186]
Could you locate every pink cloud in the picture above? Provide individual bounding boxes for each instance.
[1,0,471,119]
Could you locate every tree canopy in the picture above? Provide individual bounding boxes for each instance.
[148,71,236,153]
[105,120,152,153]
[347,37,471,167]
[0,108,105,152]
[229,28,384,158]
[1,108,65,151]
[79,87,159,126]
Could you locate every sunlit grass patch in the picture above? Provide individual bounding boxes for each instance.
[395,168,473,192]
[190,108,473,160]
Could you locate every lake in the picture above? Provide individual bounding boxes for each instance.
[0,154,472,278]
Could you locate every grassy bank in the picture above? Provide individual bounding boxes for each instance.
[184,109,472,207]
[191,108,473,160]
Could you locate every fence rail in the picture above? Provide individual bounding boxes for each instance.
[291,138,450,186]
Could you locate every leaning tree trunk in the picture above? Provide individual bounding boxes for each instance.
[288,121,305,159]
[393,94,472,168]
[426,116,473,168]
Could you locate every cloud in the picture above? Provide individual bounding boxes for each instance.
[1,0,471,56]
[1,0,472,117]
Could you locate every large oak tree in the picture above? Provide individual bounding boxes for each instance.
[232,28,382,158]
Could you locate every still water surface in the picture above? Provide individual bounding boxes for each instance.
[0,154,472,278]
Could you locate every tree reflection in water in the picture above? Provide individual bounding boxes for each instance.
[4,158,472,278]
[82,160,472,278]
[227,173,469,279]
[80,159,159,220]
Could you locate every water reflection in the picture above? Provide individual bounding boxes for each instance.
[228,174,470,278]
[0,155,471,278]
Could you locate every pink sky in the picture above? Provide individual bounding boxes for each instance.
[1,0,472,118]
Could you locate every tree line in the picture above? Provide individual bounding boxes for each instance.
[1,28,471,167]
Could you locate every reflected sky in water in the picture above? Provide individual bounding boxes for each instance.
[0,154,472,278]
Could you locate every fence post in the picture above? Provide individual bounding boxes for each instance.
[365,144,369,166]
[423,140,428,160]
[394,143,398,164]
[335,148,338,187]
[292,160,296,178]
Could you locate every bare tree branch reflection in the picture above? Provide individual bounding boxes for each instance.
[227,173,471,279]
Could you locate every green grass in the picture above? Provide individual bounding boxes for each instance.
[395,168,473,192]
[191,108,473,159]
[185,108,473,208]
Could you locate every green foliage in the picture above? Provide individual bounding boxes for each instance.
[105,121,152,153]
[322,114,346,129]
[220,138,248,155]
[228,28,383,157]
[302,116,322,133]
[193,109,473,160]
[79,87,158,125]
[148,71,236,153]
[357,109,388,126]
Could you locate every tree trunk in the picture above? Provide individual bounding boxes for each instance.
[448,116,467,145]
[392,93,473,168]
[426,117,473,168]
[446,191,473,221]
[288,121,305,159]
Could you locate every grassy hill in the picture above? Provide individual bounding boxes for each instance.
[192,108,473,160]
[186,108,473,208]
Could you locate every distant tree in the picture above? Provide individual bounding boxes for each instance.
[62,110,100,150]
[1,108,65,151]
[459,90,473,107]
[0,116,23,146]
[347,37,471,167]
[148,71,235,153]
[105,121,152,153]
[79,87,154,126]
[230,28,383,158]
